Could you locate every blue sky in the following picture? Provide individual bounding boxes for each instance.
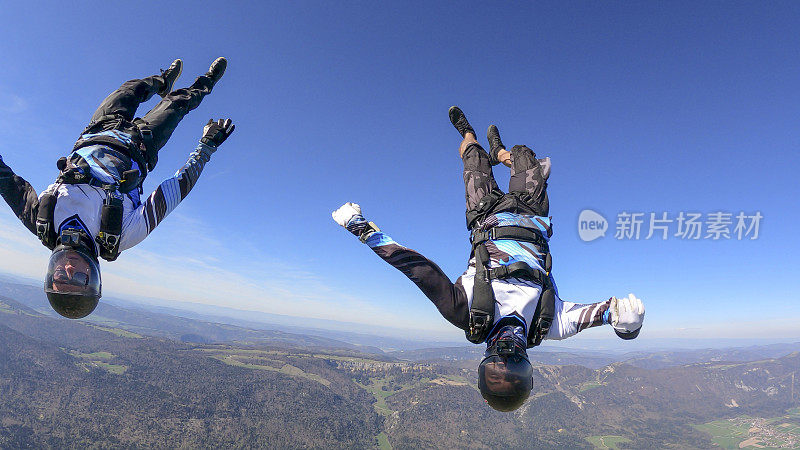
[0,1,798,343]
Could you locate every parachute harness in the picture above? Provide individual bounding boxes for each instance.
[72,113,153,187]
[36,114,148,259]
[465,191,556,348]
[36,173,130,263]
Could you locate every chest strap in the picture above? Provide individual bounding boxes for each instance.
[471,226,552,274]
[73,114,150,186]
[471,226,550,252]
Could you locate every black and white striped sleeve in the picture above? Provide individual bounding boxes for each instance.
[546,296,612,340]
[119,142,215,250]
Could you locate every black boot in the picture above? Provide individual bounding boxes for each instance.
[486,124,505,166]
[205,57,227,87]
[448,106,476,138]
[157,59,183,97]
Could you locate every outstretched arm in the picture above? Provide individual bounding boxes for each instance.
[0,155,39,235]
[333,203,470,331]
[547,293,644,340]
[120,119,234,250]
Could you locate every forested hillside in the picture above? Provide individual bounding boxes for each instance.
[0,292,798,448]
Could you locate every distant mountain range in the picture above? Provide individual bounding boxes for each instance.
[0,274,461,351]
[2,275,798,367]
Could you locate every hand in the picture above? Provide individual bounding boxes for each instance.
[609,293,645,333]
[201,118,235,148]
[333,202,379,240]
[332,202,363,228]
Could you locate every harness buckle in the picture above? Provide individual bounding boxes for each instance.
[467,312,492,343]
[470,228,495,246]
[36,220,53,246]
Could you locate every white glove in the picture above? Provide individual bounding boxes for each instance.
[332,202,362,228]
[609,293,645,333]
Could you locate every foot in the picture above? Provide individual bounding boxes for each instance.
[158,59,183,97]
[486,124,507,166]
[448,106,476,139]
[205,57,227,87]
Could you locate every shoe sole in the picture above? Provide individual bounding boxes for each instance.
[449,106,475,137]
[448,106,463,127]
[208,57,227,83]
[159,59,183,96]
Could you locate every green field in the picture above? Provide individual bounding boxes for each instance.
[585,435,631,449]
[71,351,116,361]
[376,432,392,450]
[211,353,331,386]
[92,361,128,375]
[694,419,751,449]
[357,375,422,417]
[0,300,36,316]
[70,350,128,375]
[579,380,605,392]
[88,325,143,339]
[199,346,401,365]
[694,409,800,449]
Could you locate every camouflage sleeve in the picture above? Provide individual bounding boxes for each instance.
[0,155,39,235]
[362,231,470,331]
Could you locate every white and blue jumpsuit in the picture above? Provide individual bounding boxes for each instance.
[0,136,216,256]
[0,69,219,257]
[347,142,614,343]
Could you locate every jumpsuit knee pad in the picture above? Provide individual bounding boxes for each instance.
[509,145,537,171]
[461,142,492,171]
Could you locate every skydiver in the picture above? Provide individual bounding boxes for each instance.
[333,107,645,412]
[0,58,235,319]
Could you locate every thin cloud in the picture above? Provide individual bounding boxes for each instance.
[5,212,795,341]
[0,213,447,333]
[0,90,28,114]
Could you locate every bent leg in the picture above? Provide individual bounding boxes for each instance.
[138,75,215,156]
[508,145,550,217]
[462,141,500,212]
[89,76,163,124]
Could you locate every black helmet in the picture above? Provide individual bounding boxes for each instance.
[44,229,101,319]
[478,323,533,412]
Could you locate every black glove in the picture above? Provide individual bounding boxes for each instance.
[200,118,235,147]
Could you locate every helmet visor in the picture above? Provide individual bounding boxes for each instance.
[45,248,101,298]
[479,354,533,398]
